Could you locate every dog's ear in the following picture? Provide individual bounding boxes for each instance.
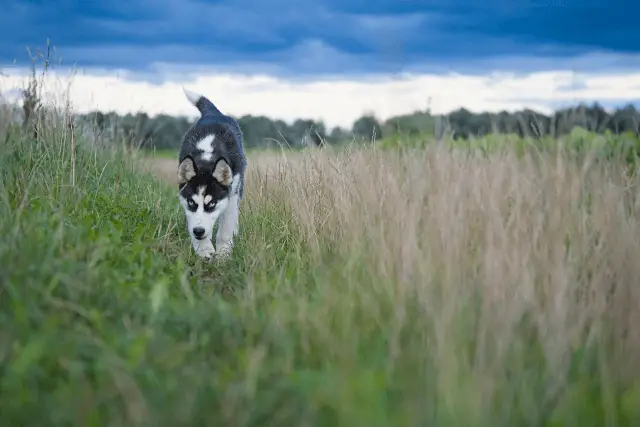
[212,158,232,187]
[177,157,197,185]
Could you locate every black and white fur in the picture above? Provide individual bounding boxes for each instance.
[177,87,246,260]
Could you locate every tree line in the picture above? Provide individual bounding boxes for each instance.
[8,41,639,150]
[76,102,639,151]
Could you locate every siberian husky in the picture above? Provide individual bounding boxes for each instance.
[177,88,246,260]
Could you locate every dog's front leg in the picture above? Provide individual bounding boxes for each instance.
[216,195,240,259]
[192,236,216,259]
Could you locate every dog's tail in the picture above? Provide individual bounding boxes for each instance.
[182,87,224,117]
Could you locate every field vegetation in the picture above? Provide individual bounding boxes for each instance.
[2,56,640,426]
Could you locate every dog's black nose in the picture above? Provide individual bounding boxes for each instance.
[192,227,206,239]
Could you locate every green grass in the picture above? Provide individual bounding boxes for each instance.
[0,120,330,426]
[0,123,264,425]
[378,127,640,160]
[141,145,306,161]
[2,113,640,427]
[142,148,178,159]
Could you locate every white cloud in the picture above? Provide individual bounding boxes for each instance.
[1,67,639,129]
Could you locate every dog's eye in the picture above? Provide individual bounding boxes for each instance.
[206,201,216,209]
[187,199,196,208]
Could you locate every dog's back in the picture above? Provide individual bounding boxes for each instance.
[179,89,246,198]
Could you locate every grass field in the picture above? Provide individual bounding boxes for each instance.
[144,148,179,159]
[2,100,640,427]
[142,146,306,164]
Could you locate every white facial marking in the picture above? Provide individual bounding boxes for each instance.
[195,134,216,161]
[179,185,230,245]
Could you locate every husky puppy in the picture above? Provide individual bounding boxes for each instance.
[177,88,246,260]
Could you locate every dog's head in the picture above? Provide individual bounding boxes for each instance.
[177,155,232,241]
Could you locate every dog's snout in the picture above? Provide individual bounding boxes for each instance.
[192,227,206,239]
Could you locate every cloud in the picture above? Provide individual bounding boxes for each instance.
[2,67,639,129]
[1,0,637,76]
[2,0,636,129]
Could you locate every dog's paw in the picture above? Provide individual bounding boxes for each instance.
[215,244,233,261]
[196,246,216,260]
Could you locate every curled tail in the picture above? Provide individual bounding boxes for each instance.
[183,87,224,117]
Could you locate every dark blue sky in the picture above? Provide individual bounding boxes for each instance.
[1,0,639,77]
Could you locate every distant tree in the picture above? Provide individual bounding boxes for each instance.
[383,110,435,136]
[329,126,351,143]
[353,114,383,141]
[609,104,639,134]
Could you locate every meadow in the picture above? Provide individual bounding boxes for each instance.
[2,88,640,427]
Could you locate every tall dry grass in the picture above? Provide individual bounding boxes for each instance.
[241,144,640,423]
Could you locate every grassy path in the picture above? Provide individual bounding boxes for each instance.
[2,120,640,426]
